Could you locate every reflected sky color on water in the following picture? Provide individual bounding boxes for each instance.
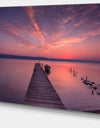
[44,61,100,111]
[0,59,36,103]
[0,59,100,111]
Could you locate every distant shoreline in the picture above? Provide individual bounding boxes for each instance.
[0,53,100,64]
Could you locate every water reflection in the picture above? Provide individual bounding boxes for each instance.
[69,67,78,77]
[0,59,100,111]
[0,59,35,103]
[43,61,100,111]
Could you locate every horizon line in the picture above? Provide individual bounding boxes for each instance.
[0,53,100,63]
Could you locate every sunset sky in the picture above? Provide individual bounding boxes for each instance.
[0,4,100,61]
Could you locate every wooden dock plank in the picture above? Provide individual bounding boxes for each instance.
[24,63,66,110]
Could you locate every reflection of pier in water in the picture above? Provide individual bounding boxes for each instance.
[24,63,66,109]
[69,67,78,77]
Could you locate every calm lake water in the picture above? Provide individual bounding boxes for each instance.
[0,58,100,111]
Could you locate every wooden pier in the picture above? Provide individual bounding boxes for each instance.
[24,63,66,109]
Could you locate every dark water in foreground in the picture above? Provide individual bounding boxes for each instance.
[0,59,36,103]
[0,58,100,111]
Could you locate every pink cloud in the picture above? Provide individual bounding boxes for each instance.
[25,7,45,48]
[61,17,72,24]
[80,28,100,37]
[0,22,36,49]
[74,18,88,27]
[55,37,86,47]
[18,40,35,48]
[46,36,86,48]
[81,5,98,15]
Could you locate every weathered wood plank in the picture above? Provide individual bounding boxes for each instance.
[24,63,66,110]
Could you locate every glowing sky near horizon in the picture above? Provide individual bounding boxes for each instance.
[0,4,100,60]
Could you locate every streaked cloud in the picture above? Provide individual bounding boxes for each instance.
[49,37,86,48]
[18,40,35,48]
[25,7,45,48]
[0,4,100,60]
